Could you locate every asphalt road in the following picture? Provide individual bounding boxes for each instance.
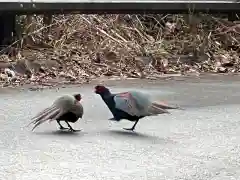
[1,75,240,180]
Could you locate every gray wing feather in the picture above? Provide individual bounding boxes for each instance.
[114,91,152,116]
[49,95,81,121]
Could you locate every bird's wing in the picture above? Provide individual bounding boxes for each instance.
[114,91,152,116]
[53,95,75,110]
[48,95,77,121]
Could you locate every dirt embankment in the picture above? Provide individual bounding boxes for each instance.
[0,14,239,90]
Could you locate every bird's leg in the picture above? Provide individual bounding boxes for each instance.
[57,120,68,130]
[123,119,139,131]
[65,121,81,132]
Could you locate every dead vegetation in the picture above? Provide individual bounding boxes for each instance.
[0,14,240,88]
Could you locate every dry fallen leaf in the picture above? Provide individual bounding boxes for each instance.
[0,14,238,88]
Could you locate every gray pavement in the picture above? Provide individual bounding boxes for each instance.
[1,75,240,180]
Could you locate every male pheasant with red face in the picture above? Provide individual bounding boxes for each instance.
[94,85,181,131]
[28,94,84,132]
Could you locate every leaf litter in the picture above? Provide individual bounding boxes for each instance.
[0,14,239,90]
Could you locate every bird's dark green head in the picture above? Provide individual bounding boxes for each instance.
[94,85,109,95]
[74,94,82,101]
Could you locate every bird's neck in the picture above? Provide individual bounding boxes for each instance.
[100,92,116,112]
[100,90,112,99]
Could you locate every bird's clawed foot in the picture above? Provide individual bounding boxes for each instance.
[57,121,68,130]
[59,126,81,132]
[68,128,81,132]
[59,126,68,130]
[123,127,135,131]
[65,121,81,132]
[123,120,138,131]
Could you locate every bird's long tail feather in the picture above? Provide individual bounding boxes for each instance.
[31,106,57,123]
[27,105,61,131]
[152,102,184,110]
[148,103,170,115]
[31,109,60,131]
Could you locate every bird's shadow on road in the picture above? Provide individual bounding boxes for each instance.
[33,129,85,137]
[104,130,177,144]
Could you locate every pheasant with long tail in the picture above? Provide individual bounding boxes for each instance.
[95,85,182,131]
[28,94,84,132]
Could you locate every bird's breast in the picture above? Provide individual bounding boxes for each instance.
[70,103,83,117]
